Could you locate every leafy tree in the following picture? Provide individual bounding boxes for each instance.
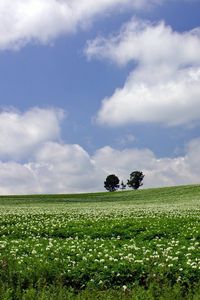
[120,181,126,190]
[104,174,120,192]
[127,171,144,190]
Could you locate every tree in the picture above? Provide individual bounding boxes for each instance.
[127,171,144,190]
[120,181,126,190]
[104,174,120,192]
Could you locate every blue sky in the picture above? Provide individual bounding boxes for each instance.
[0,0,200,194]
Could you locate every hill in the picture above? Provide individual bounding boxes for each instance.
[0,184,200,205]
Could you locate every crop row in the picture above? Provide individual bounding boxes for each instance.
[0,201,199,293]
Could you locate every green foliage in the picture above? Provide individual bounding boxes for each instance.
[0,185,199,298]
[0,283,200,300]
[127,171,144,190]
[104,174,120,192]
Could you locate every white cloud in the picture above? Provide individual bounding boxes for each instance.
[0,107,200,195]
[0,161,40,195]
[0,107,63,160]
[97,66,200,126]
[28,142,102,194]
[0,107,104,194]
[93,143,200,188]
[86,18,200,67]
[1,138,200,195]
[0,0,158,50]
[85,19,200,126]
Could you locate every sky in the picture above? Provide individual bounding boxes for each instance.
[0,0,200,194]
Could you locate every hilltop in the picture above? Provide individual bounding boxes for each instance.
[0,184,199,205]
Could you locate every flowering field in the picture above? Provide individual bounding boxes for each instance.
[0,185,200,299]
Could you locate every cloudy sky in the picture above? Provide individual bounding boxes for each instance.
[0,0,200,194]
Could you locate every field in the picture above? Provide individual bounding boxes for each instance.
[0,185,200,299]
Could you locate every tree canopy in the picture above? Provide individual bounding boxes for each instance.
[104,174,120,192]
[127,171,144,190]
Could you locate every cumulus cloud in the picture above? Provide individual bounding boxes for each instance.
[0,107,200,195]
[97,66,200,126]
[0,107,63,160]
[0,0,159,50]
[1,138,200,195]
[0,161,40,195]
[85,19,200,126]
[26,142,102,194]
[93,142,200,189]
[86,18,200,67]
[0,107,101,194]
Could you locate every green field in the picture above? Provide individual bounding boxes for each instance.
[0,185,200,299]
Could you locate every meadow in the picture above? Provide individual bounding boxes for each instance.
[0,185,200,299]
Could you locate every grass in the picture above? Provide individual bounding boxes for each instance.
[0,184,200,299]
[0,183,199,204]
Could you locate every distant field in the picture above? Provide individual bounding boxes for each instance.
[0,185,200,299]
